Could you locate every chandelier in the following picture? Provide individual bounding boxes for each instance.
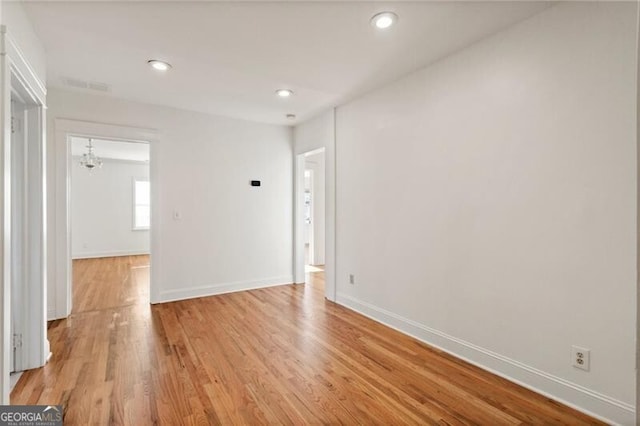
[80,138,103,171]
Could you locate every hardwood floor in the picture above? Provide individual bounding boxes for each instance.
[12,256,602,425]
[72,255,150,314]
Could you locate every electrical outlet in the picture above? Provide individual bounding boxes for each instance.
[571,345,590,371]
[349,274,355,285]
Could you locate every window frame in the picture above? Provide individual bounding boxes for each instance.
[132,177,151,231]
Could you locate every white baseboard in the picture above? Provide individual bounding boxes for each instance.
[10,372,23,394]
[47,308,59,321]
[336,292,634,426]
[156,275,294,304]
[43,340,50,364]
[72,250,150,259]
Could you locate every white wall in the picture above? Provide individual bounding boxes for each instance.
[71,159,150,259]
[47,88,293,313]
[1,1,46,86]
[334,2,636,424]
[294,110,334,155]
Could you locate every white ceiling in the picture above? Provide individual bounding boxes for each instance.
[71,137,150,162]
[24,1,551,125]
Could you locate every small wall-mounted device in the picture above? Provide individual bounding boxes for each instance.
[250,180,261,187]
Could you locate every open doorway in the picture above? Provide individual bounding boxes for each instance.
[304,151,325,274]
[69,138,150,314]
[53,119,158,320]
[295,148,326,292]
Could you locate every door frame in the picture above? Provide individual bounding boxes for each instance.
[304,168,315,265]
[0,25,47,403]
[635,3,640,423]
[53,119,159,319]
[10,77,46,374]
[294,146,336,301]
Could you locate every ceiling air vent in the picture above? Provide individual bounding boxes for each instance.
[87,81,110,92]
[62,77,111,93]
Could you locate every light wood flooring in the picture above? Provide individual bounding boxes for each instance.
[12,255,602,424]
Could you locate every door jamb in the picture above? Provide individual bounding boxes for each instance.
[0,25,48,403]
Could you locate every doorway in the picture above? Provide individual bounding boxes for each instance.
[295,148,326,291]
[303,151,325,274]
[53,119,158,320]
[69,137,151,313]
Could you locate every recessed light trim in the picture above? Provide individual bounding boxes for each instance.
[147,60,172,71]
[371,12,398,29]
[286,114,296,120]
[276,89,294,98]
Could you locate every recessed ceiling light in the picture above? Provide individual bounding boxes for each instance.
[147,60,172,71]
[286,114,296,120]
[371,12,398,29]
[276,89,294,98]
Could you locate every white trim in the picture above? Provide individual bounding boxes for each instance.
[54,119,159,318]
[293,154,306,284]
[0,25,11,406]
[71,155,149,166]
[9,372,22,394]
[336,292,634,426]
[156,276,294,304]
[0,24,47,402]
[12,90,46,373]
[55,119,157,143]
[324,109,337,302]
[72,250,150,260]
[635,4,640,424]
[2,29,45,106]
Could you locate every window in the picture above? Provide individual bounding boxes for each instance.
[133,179,150,230]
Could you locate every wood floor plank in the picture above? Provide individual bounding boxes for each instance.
[11,256,604,425]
